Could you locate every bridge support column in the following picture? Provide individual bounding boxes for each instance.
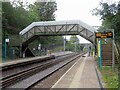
[63,36,66,51]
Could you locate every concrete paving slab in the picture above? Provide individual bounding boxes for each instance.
[52,54,101,88]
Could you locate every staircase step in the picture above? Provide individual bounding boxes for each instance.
[102,57,112,59]
[102,64,112,66]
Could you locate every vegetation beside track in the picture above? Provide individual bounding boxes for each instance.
[100,66,119,89]
[94,56,119,89]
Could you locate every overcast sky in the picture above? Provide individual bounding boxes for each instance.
[55,0,102,43]
[54,0,119,43]
[55,0,101,43]
[55,0,102,26]
[10,0,119,43]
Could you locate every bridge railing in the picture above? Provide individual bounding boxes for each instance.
[114,42,120,64]
[21,25,94,44]
[22,27,35,43]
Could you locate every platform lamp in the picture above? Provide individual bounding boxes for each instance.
[63,36,66,51]
[4,38,9,63]
[38,43,41,56]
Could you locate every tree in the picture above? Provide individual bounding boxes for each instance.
[28,1,61,50]
[2,1,57,35]
[2,1,33,35]
[30,1,57,21]
[70,35,79,43]
[92,1,120,42]
[66,35,80,52]
[2,1,65,57]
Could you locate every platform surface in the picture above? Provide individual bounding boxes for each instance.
[52,53,101,88]
[0,51,72,67]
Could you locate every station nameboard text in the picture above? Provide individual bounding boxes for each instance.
[95,31,113,38]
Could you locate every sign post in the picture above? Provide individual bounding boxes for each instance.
[100,39,102,70]
[95,30,114,70]
[97,38,102,70]
[4,38,6,63]
[4,38,9,63]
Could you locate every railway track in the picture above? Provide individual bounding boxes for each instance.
[2,59,61,88]
[2,53,74,79]
[1,55,55,71]
[1,52,86,89]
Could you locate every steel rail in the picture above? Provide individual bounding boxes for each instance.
[2,53,74,80]
[1,53,77,88]
[7,52,86,89]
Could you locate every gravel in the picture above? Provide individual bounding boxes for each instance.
[29,58,78,89]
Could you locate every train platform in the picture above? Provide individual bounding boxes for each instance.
[51,53,102,88]
[0,51,72,67]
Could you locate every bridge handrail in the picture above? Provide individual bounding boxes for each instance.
[19,20,95,35]
[114,42,120,63]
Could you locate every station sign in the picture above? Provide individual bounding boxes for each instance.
[95,31,113,38]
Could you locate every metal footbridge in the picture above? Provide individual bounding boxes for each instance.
[19,20,95,44]
[19,20,95,57]
[7,20,120,67]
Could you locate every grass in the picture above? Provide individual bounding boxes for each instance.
[100,66,119,89]
[94,56,119,89]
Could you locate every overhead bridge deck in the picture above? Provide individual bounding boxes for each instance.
[19,20,95,57]
[20,20,95,44]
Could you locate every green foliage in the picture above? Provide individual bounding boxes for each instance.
[66,35,80,52]
[34,2,57,21]
[92,1,120,41]
[28,1,57,21]
[93,2,120,86]
[2,2,32,34]
[92,2,117,20]
[101,66,119,88]
[70,35,79,43]
[2,1,57,34]
[2,1,64,51]
[36,36,63,46]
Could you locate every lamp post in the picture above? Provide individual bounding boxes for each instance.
[63,36,66,51]
[74,42,77,53]
[4,38,9,63]
[38,43,41,56]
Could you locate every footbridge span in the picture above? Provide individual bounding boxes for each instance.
[19,20,96,57]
